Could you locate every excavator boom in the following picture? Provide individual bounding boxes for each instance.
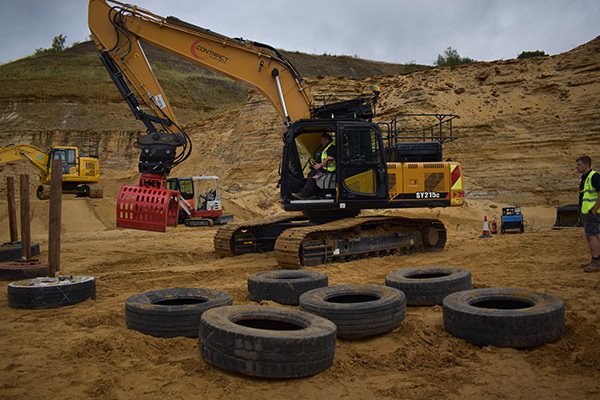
[88,0,312,126]
[88,0,319,231]
[0,144,51,181]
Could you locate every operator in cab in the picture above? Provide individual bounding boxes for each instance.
[293,133,336,200]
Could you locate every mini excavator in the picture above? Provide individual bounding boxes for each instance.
[167,175,234,227]
[88,0,465,267]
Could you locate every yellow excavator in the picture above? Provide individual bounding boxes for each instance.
[0,144,102,199]
[88,0,464,267]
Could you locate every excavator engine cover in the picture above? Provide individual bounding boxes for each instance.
[116,174,179,232]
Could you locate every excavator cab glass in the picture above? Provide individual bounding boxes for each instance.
[281,120,388,210]
[168,177,194,200]
[50,148,77,174]
[338,123,387,200]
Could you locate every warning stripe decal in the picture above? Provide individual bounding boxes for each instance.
[448,164,464,200]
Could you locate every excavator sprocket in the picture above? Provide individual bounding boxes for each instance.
[273,216,447,269]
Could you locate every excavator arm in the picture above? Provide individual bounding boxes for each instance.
[0,144,51,182]
[88,0,312,122]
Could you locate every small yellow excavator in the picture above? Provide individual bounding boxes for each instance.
[0,144,102,199]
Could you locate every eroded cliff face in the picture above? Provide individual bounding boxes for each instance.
[1,36,599,211]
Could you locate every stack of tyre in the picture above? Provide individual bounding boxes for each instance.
[124,279,338,378]
[383,266,564,348]
[124,265,565,379]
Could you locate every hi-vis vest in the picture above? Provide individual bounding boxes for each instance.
[582,170,599,214]
[322,142,336,172]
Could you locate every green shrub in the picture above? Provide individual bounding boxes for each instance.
[517,50,549,59]
[33,34,67,57]
[434,47,476,66]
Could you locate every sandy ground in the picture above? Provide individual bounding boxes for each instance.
[0,195,599,400]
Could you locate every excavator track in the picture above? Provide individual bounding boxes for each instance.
[273,216,447,269]
[214,213,308,257]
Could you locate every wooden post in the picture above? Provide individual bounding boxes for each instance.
[7,177,18,243]
[19,175,31,260]
[48,159,62,277]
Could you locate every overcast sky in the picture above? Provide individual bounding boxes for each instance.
[1,0,599,66]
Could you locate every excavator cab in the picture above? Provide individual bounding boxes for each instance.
[281,119,388,213]
[337,122,388,201]
[168,177,194,201]
[49,148,77,175]
[280,115,465,217]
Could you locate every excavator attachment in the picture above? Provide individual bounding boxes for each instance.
[116,174,179,232]
[553,204,581,227]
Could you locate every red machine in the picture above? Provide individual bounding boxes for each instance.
[116,174,179,232]
[167,176,234,227]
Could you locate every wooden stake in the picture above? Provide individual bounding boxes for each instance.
[19,175,31,260]
[7,177,18,243]
[48,159,62,277]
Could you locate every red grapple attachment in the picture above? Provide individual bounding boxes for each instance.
[116,174,179,232]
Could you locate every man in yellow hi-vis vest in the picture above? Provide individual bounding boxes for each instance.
[293,133,336,200]
[576,155,600,272]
